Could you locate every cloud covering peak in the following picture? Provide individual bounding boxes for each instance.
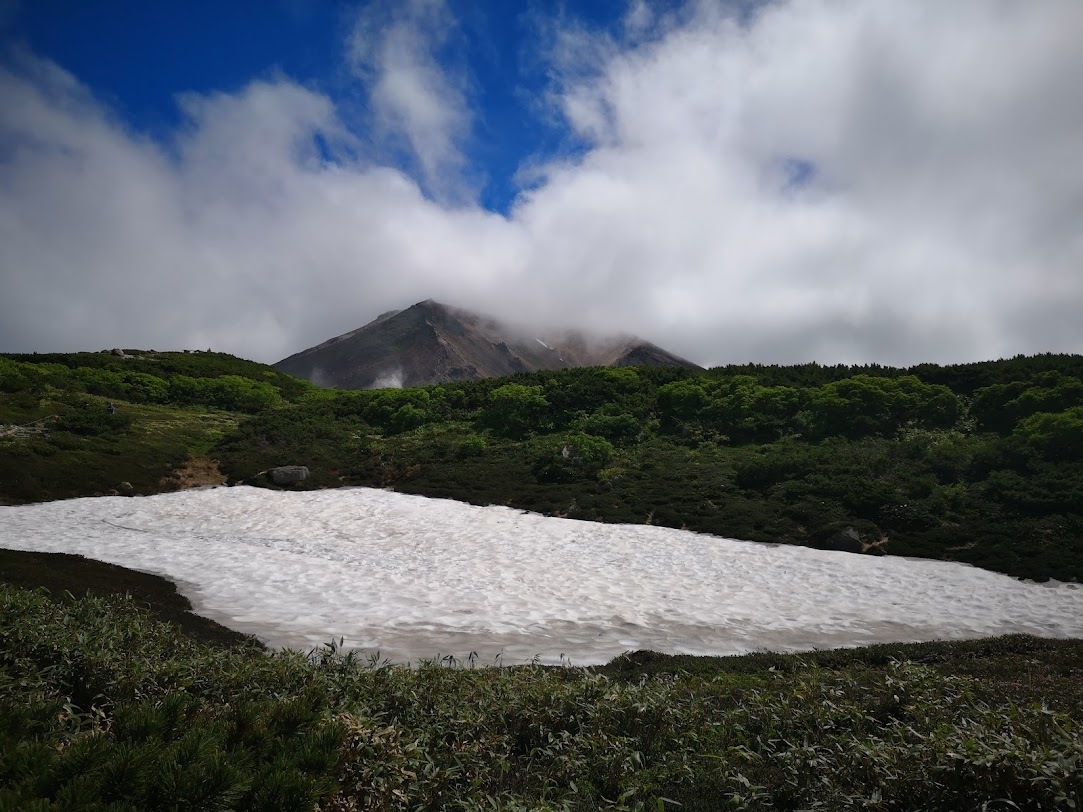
[1,1,1081,367]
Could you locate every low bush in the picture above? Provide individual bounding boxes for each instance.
[2,584,1082,810]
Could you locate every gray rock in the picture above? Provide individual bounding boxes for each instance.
[269,465,309,486]
[118,481,133,492]
[821,526,863,554]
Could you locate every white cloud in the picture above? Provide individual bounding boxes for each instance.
[1,1,1082,368]
[348,0,472,198]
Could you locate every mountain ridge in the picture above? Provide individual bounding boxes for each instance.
[273,299,701,389]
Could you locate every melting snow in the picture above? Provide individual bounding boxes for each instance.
[2,486,1081,665]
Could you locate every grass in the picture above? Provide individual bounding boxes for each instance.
[0,549,260,649]
[0,391,238,504]
[1,572,1081,810]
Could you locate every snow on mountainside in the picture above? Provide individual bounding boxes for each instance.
[273,299,701,389]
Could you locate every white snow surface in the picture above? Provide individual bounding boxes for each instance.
[2,486,1082,665]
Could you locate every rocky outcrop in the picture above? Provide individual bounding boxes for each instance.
[818,526,864,554]
[274,299,701,389]
[268,466,309,486]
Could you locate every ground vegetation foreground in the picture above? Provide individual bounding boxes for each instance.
[1,575,1082,810]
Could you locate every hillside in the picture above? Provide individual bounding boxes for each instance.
[0,350,314,504]
[1,349,1081,581]
[273,299,701,389]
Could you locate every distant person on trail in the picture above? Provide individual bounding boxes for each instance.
[107,402,116,414]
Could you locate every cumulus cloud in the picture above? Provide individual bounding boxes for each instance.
[1,1,1082,367]
[348,0,473,197]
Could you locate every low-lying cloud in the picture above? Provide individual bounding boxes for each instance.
[1,0,1081,368]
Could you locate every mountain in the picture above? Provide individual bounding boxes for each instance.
[273,299,701,389]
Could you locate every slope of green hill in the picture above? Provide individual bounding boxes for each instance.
[0,350,314,503]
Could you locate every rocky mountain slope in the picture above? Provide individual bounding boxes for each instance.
[273,299,700,389]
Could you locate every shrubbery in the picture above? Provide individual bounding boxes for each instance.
[54,407,133,437]
[2,584,1082,811]
[1015,405,1083,460]
[532,432,615,482]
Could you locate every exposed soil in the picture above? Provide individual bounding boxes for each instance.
[160,454,228,491]
[0,548,262,649]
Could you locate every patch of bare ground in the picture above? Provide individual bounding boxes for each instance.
[161,454,228,491]
[862,535,890,553]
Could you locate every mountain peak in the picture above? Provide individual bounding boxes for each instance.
[274,301,700,389]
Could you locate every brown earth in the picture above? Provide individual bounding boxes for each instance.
[160,454,228,491]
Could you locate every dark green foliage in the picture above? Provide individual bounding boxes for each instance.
[483,382,551,438]
[972,372,1083,433]
[212,402,367,489]
[168,375,283,413]
[53,407,134,437]
[531,432,616,482]
[2,350,312,398]
[805,375,962,439]
[0,351,309,503]
[576,407,642,444]
[1015,405,1083,460]
[0,395,220,503]
[353,387,436,432]
[711,352,1083,395]
[656,379,710,422]
[1,351,311,411]
[2,583,1082,810]
[0,586,340,810]
[0,550,260,648]
[701,378,804,442]
[3,351,1083,581]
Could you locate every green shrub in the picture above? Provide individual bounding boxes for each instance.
[578,410,642,445]
[1015,406,1083,460]
[456,434,488,457]
[533,432,615,482]
[3,584,1083,811]
[54,408,133,436]
[483,383,550,438]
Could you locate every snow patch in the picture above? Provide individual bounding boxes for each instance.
[2,487,1081,665]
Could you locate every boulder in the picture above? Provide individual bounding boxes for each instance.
[821,526,863,554]
[269,465,309,486]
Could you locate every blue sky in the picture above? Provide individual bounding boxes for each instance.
[2,0,659,213]
[1,1,1081,366]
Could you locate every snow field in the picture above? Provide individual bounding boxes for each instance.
[2,486,1081,665]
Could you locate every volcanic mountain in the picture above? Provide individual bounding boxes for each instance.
[273,299,701,389]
